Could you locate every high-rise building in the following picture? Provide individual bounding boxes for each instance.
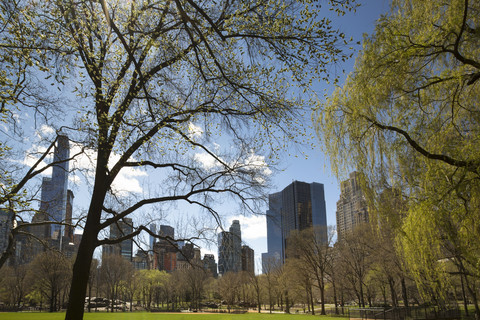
[241,245,255,274]
[64,190,75,244]
[149,223,157,251]
[262,181,327,267]
[218,220,242,275]
[0,210,13,255]
[336,171,369,241]
[203,254,218,277]
[153,225,177,272]
[133,250,150,270]
[31,134,75,252]
[103,218,134,261]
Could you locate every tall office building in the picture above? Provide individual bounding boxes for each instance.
[31,134,75,251]
[0,210,13,255]
[218,220,242,275]
[103,218,134,261]
[149,223,157,251]
[153,224,177,272]
[241,245,255,274]
[203,254,218,278]
[262,181,327,267]
[336,171,369,241]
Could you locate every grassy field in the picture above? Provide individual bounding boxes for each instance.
[0,312,348,320]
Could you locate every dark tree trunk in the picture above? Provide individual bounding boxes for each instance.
[332,278,339,315]
[388,276,397,308]
[401,277,409,308]
[65,189,105,320]
[460,273,469,317]
[64,224,97,319]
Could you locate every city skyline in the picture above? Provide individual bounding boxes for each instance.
[0,2,390,274]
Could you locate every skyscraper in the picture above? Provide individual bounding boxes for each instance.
[149,223,157,251]
[153,225,177,272]
[0,209,13,255]
[218,220,242,275]
[336,171,369,241]
[203,254,218,277]
[103,218,133,261]
[262,181,327,266]
[43,135,69,239]
[31,134,74,251]
[241,245,255,274]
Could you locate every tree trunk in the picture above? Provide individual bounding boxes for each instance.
[284,291,290,314]
[359,282,365,308]
[388,276,397,308]
[310,286,315,315]
[64,194,104,320]
[332,279,339,315]
[401,278,409,308]
[320,282,326,315]
[460,273,469,317]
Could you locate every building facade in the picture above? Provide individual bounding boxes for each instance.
[30,134,76,254]
[0,210,13,255]
[218,220,242,275]
[203,254,218,277]
[103,218,134,261]
[152,224,178,272]
[241,245,255,274]
[336,171,369,241]
[262,181,327,268]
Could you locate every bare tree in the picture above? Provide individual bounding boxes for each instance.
[336,224,374,308]
[99,254,134,312]
[287,226,336,314]
[28,250,72,312]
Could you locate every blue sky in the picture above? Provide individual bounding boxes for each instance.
[18,0,390,271]
[226,0,391,272]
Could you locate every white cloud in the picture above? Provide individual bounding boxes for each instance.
[70,144,147,195]
[194,152,223,170]
[244,152,272,177]
[34,125,55,139]
[229,215,267,241]
[69,174,81,185]
[111,171,144,195]
[24,141,147,195]
[40,125,54,135]
[188,122,203,139]
[23,145,52,176]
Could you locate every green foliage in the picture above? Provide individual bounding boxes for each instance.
[315,0,480,306]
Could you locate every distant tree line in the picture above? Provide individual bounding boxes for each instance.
[1,222,474,316]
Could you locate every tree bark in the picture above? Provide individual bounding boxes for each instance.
[64,188,106,320]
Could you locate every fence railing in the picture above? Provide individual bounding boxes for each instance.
[349,306,462,320]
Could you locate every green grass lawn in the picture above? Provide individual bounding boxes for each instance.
[0,312,348,320]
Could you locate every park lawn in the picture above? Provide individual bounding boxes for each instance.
[0,312,348,320]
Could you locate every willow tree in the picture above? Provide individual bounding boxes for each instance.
[1,0,358,319]
[316,0,480,310]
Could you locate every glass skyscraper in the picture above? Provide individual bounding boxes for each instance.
[40,134,70,240]
[262,181,327,267]
[31,134,74,252]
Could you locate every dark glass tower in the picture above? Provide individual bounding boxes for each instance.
[263,181,327,266]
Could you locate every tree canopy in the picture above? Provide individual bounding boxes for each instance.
[316,0,480,311]
[1,0,358,319]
